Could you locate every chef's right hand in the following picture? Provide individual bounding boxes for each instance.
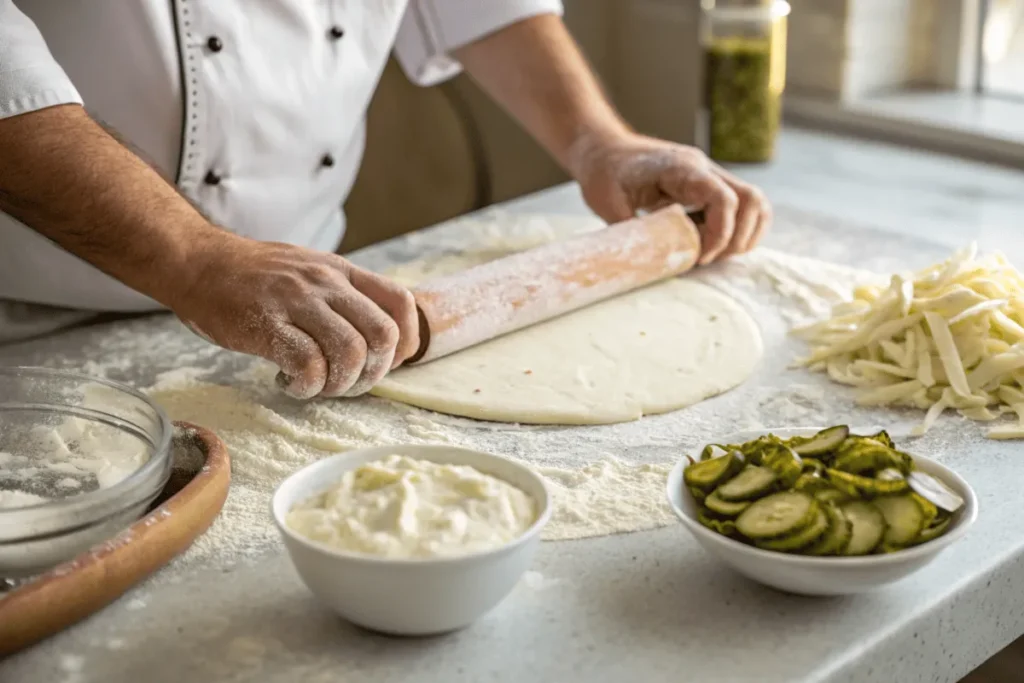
[170,237,420,399]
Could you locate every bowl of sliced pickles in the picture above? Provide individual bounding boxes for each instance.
[666,426,977,596]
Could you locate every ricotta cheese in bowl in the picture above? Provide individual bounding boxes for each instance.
[285,454,537,559]
[271,444,551,635]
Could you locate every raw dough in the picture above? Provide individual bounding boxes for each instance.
[372,240,763,425]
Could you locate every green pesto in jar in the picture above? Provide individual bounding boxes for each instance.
[705,36,781,163]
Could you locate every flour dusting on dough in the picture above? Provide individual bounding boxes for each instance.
[373,233,763,425]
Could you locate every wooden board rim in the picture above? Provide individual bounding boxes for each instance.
[0,421,230,657]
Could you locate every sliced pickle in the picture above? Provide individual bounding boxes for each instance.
[790,425,849,456]
[735,491,817,540]
[684,450,744,492]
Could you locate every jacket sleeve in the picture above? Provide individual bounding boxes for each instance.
[0,0,82,119]
[394,0,564,86]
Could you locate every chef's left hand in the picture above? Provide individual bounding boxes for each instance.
[570,132,772,265]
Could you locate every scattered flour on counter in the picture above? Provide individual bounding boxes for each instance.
[702,247,882,327]
[147,362,493,566]
[747,385,831,425]
[125,598,147,611]
[145,363,683,566]
[133,244,884,569]
[9,227,873,570]
[521,570,561,591]
[57,653,85,683]
[538,458,676,540]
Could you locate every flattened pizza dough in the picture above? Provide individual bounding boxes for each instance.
[370,222,763,425]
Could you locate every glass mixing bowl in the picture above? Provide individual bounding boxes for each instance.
[0,367,173,579]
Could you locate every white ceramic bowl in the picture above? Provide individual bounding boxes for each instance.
[272,444,551,635]
[666,428,978,596]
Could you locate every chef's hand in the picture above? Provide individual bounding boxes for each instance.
[570,132,772,265]
[171,238,420,399]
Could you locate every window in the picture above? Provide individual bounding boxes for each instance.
[978,0,1024,98]
[783,0,1024,164]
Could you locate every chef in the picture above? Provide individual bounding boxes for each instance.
[0,1,772,398]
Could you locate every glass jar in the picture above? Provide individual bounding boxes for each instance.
[699,0,791,163]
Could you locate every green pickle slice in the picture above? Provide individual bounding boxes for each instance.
[698,509,739,537]
[735,491,817,540]
[794,472,831,495]
[762,446,803,487]
[826,468,909,498]
[685,426,959,556]
[704,490,752,518]
[800,458,827,475]
[874,494,927,550]
[814,488,851,505]
[790,425,850,456]
[684,450,744,492]
[804,504,853,556]
[914,516,953,545]
[840,501,887,556]
[715,465,778,502]
[833,439,912,475]
[867,429,896,449]
[757,506,830,552]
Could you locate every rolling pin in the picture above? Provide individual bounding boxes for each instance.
[406,203,702,364]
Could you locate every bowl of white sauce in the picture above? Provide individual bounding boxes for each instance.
[271,444,552,636]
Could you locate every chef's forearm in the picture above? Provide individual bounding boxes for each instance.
[453,14,629,173]
[0,104,225,308]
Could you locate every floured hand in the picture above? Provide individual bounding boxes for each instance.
[170,235,419,399]
[569,131,772,265]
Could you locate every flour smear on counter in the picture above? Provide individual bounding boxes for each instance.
[146,363,682,567]
[134,235,877,572]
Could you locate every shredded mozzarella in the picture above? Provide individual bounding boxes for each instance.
[794,244,1024,439]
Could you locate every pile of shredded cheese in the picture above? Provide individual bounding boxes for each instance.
[793,243,1024,439]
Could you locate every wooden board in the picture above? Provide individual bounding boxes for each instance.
[0,422,230,657]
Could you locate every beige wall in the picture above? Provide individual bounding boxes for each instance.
[845,0,936,98]
[607,0,702,145]
[344,0,708,250]
[343,1,708,249]
[787,0,949,101]
[786,0,849,97]
[441,0,704,209]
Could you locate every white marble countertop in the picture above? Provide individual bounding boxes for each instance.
[3,128,1024,683]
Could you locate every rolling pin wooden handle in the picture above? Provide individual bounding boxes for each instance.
[407,204,702,365]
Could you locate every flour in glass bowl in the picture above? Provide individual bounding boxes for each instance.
[0,386,154,510]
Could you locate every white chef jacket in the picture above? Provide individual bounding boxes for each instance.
[0,0,562,313]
